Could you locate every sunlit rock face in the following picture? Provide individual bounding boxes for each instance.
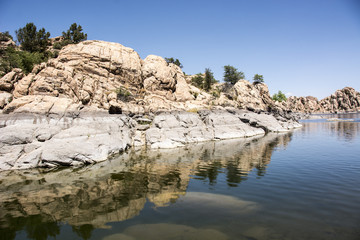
[0,109,300,171]
[285,87,360,113]
[0,40,194,114]
[0,132,292,239]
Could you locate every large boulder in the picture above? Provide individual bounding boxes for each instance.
[286,96,322,113]
[3,95,81,116]
[0,113,133,171]
[0,68,24,92]
[320,87,360,112]
[233,80,274,111]
[142,55,193,101]
[285,87,360,113]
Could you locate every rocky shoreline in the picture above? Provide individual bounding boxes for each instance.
[0,109,301,171]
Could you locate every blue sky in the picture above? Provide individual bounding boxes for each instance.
[1,0,359,99]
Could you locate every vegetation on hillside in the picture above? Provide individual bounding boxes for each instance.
[253,74,264,84]
[272,90,287,102]
[191,68,217,91]
[15,23,50,53]
[165,57,183,69]
[0,23,87,76]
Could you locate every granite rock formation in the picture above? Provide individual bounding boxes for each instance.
[0,109,301,171]
[285,87,360,113]
[0,39,304,171]
[0,40,287,115]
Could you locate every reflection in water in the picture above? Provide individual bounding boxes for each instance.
[301,121,360,142]
[301,113,360,141]
[0,133,292,240]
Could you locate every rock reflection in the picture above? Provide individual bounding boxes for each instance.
[0,132,293,240]
[301,121,360,142]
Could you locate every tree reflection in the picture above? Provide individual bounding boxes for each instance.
[0,132,293,240]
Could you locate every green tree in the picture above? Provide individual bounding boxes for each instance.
[204,68,215,91]
[223,65,244,85]
[253,74,264,84]
[165,57,183,68]
[0,31,13,41]
[62,23,87,44]
[15,23,50,53]
[191,73,204,89]
[0,47,45,75]
[272,90,287,102]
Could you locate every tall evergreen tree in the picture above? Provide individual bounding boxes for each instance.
[62,23,87,44]
[15,23,50,53]
[223,65,245,85]
[204,68,214,91]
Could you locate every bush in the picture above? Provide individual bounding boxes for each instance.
[53,42,62,50]
[0,31,13,41]
[165,57,183,68]
[0,47,47,74]
[253,74,264,84]
[115,86,132,101]
[191,73,204,89]
[272,90,287,102]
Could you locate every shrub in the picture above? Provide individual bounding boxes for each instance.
[0,47,47,74]
[272,91,287,102]
[165,57,183,68]
[0,31,13,41]
[253,74,264,84]
[191,73,204,89]
[53,42,62,50]
[115,86,132,101]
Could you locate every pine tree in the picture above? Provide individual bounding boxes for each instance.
[15,23,50,53]
[204,68,214,91]
[62,23,87,44]
[223,65,245,85]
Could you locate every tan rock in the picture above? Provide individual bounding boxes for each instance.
[3,95,81,115]
[0,68,24,92]
[233,80,272,110]
[0,92,12,109]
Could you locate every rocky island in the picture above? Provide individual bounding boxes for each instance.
[0,38,359,171]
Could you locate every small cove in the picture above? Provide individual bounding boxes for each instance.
[0,113,359,240]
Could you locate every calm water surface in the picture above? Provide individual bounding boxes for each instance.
[1,114,359,240]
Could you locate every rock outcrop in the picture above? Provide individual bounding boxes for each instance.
[0,40,197,114]
[0,109,301,171]
[0,40,287,116]
[0,39,303,172]
[285,87,360,113]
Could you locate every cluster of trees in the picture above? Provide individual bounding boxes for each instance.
[191,68,217,92]
[189,64,264,93]
[0,23,87,76]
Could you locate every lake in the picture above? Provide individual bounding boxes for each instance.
[0,113,359,240]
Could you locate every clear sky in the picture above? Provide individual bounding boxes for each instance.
[1,0,359,99]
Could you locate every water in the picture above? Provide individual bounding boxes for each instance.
[0,114,360,240]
